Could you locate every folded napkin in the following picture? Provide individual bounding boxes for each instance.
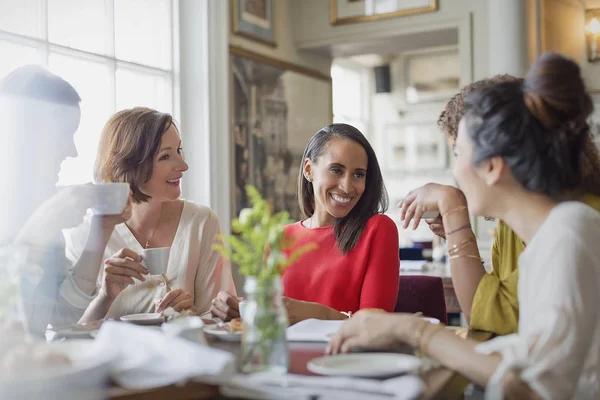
[286,319,345,342]
[93,321,234,389]
[220,372,424,400]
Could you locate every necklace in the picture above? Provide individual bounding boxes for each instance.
[126,205,163,249]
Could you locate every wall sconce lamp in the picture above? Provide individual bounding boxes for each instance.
[586,9,600,62]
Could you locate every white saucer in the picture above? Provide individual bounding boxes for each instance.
[120,313,164,326]
[307,353,421,378]
[53,327,98,339]
[202,324,242,342]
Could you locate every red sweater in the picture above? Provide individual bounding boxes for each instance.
[282,214,400,313]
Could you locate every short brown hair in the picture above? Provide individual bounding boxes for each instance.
[437,74,521,143]
[94,107,175,203]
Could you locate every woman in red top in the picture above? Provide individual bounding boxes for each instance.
[211,123,400,324]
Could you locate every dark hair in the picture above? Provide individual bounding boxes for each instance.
[438,74,520,142]
[94,107,176,203]
[297,123,388,254]
[0,65,80,106]
[464,52,593,198]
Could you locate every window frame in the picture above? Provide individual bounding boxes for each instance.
[0,0,178,185]
[331,59,371,134]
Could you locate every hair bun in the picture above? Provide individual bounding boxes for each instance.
[523,52,593,130]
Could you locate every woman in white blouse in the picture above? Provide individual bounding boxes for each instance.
[329,53,600,399]
[64,107,236,322]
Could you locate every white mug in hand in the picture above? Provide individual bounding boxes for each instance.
[142,247,170,275]
[91,182,130,215]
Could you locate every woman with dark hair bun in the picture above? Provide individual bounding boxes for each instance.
[329,53,600,399]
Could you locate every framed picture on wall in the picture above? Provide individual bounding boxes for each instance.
[330,0,438,25]
[382,120,448,172]
[232,0,276,46]
[404,48,460,104]
[229,45,333,222]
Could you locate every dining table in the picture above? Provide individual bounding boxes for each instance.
[107,325,493,400]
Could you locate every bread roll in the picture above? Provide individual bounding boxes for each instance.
[229,318,243,332]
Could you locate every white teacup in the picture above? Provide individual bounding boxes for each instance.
[91,182,129,215]
[142,247,170,275]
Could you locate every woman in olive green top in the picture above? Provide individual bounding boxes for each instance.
[400,75,600,335]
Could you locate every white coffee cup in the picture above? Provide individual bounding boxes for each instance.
[142,247,170,275]
[91,182,130,215]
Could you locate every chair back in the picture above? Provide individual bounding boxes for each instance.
[394,275,448,324]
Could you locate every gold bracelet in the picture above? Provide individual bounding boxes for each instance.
[448,254,483,261]
[448,247,478,256]
[442,205,467,218]
[448,238,477,255]
[413,320,429,357]
[420,324,446,356]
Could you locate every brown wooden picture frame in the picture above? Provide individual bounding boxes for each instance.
[330,0,438,25]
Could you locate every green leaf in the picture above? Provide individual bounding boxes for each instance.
[218,185,316,280]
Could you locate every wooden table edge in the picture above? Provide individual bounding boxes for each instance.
[108,381,219,400]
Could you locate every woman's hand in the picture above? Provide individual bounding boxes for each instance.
[156,289,196,314]
[210,291,240,321]
[426,215,446,239]
[399,184,466,230]
[282,297,345,326]
[100,248,148,301]
[93,195,133,234]
[327,312,412,354]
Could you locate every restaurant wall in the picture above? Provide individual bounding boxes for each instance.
[290,0,489,81]
[229,0,332,76]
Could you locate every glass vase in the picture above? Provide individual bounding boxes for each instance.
[240,275,288,374]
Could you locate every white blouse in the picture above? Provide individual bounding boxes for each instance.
[476,202,600,399]
[62,200,236,318]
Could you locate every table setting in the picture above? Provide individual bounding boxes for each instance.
[1,188,468,400]
[43,315,432,400]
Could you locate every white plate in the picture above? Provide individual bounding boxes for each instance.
[307,353,421,378]
[0,339,113,399]
[120,313,164,326]
[202,324,242,342]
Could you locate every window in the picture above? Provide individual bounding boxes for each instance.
[331,62,370,135]
[0,0,176,185]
